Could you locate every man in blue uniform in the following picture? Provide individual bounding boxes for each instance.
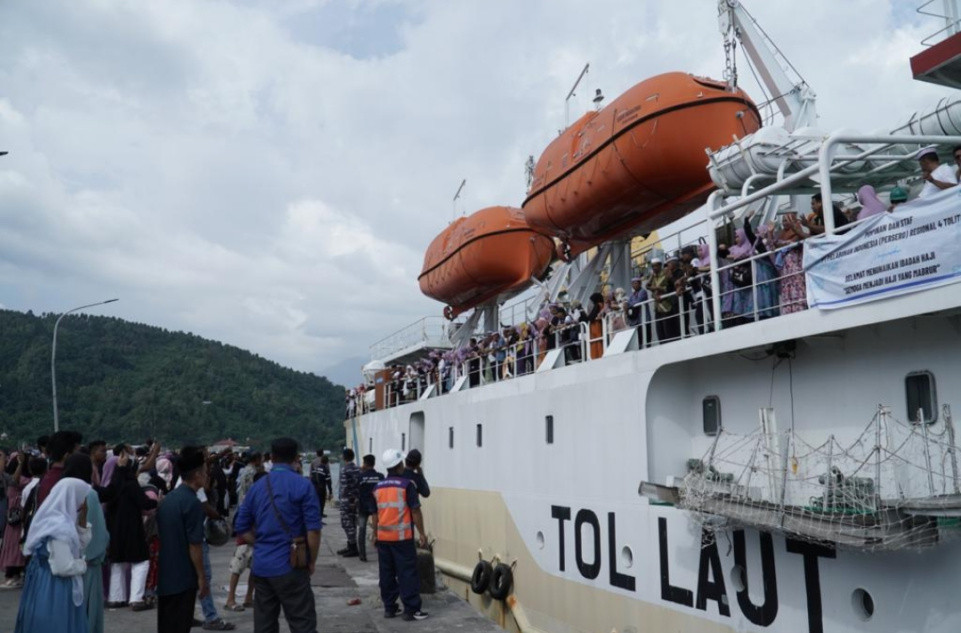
[338,448,361,557]
[357,454,384,562]
[309,450,332,518]
[399,449,430,498]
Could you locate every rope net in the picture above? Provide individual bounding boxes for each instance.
[678,405,961,551]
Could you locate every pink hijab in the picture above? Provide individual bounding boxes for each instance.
[857,185,886,220]
[697,243,710,262]
[728,228,754,259]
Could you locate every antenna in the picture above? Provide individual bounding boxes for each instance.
[452,178,466,220]
[564,63,590,127]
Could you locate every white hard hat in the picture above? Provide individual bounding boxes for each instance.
[382,448,405,470]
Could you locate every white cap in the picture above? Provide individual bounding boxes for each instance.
[651,257,663,264]
[916,145,939,160]
[382,448,405,469]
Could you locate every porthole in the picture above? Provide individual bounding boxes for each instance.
[905,371,937,424]
[535,531,545,549]
[852,588,874,621]
[703,395,721,435]
[620,546,634,569]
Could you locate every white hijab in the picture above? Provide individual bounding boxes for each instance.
[23,478,90,606]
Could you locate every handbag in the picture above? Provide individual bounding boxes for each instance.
[730,262,753,288]
[6,506,22,527]
[264,474,309,569]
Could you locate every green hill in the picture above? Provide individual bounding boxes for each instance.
[0,309,345,450]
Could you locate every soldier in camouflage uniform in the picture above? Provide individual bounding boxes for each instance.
[338,448,361,557]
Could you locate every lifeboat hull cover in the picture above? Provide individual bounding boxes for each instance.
[523,72,761,257]
[418,206,555,317]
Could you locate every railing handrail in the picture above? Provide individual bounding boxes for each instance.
[918,0,961,47]
[369,315,452,360]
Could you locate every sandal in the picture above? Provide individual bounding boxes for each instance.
[224,603,245,612]
[242,601,254,608]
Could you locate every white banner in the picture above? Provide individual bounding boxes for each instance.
[803,187,961,309]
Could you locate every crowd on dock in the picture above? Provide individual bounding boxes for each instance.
[346,146,960,414]
[0,431,432,633]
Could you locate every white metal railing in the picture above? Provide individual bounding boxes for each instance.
[919,0,961,47]
[369,316,452,361]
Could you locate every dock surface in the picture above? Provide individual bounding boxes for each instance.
[0,506,503,633]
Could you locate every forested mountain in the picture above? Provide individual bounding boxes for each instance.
[0,309,345,450]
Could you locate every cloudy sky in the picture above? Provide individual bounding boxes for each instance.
[0,0,954,382]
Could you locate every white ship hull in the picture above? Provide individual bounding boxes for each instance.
[351,282,961,633]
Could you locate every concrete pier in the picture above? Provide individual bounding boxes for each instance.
[0,506,504,632]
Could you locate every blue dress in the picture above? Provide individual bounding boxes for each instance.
[14,540,89,633]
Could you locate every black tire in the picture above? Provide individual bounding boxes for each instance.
[470,560,493,594]
[489,563,513,600]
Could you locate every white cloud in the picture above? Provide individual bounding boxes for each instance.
[0,0,955,375]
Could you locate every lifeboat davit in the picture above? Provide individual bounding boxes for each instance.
[419,206,555,319]
[523,72,761,259]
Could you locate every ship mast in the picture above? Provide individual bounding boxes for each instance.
[718,0,817,132]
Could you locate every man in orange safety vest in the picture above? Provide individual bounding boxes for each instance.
[369,448,428,621]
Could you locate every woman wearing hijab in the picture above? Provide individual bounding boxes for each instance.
[15,478,91,633]
[63,454,109,633]
[726,226,755,323]
[691,243,714,332]
[775,213,808,314]
[743,215,781,320]
[0,453,30,588]
[856,185,887,221]
[99,455,118,490]
[105,452,157,610]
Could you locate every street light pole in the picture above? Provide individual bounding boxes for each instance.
[51,298,119,432]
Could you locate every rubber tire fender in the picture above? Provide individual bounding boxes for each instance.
[470,560,493,594]
[489,563,513,600]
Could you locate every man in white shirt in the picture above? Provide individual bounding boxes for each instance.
[917,146,958,199]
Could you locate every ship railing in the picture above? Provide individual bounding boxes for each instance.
[365,133,961,407]
[369,316,452,362]
[918,0,961,47]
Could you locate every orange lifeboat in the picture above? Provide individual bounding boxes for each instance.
[523,72,761,259]
[419,206,555,318]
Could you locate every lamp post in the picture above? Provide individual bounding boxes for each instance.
[51,298,119,431]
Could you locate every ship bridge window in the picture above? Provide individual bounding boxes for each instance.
[448,426,454,449]
[402,433,406,451]
[546,415,554,444]
[703,396,721,436]
[476,423,483,447]
[905,371,937,424]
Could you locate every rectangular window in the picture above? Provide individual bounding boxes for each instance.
[449,426,454,449]
[546,415,554,444]
[402,433,406,451]
[369,438,373,454]
[703,396,721,436]
[476,423,483,447]
[906,371,937,424]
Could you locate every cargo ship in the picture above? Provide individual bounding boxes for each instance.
[348,3,961,631]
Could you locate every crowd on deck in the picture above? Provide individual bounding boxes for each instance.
[0,430,433,632]
[345,146,960,415]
